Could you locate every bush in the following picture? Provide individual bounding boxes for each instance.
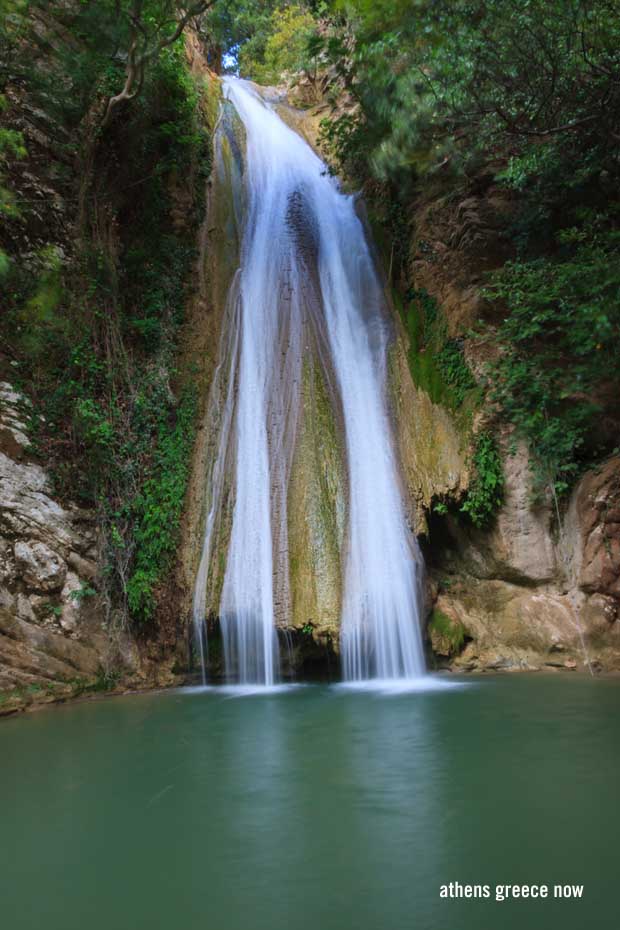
[486,214,620,495]
[460,432,504,528]
[126,387,197,622]
[238,4,317,82]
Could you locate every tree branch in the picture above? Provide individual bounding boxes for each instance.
[101,1,213,130]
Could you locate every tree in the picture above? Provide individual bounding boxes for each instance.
[101,1,214,128]
[238,4,317,83]
[320,0,620,183]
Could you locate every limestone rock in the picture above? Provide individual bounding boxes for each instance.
[59,571,82,632]
[67,551,98,581]
[428,455,619,672]
[436,439,558,585]
[0,381,32,460]
[0,541,16,585]
[0,451,78,553]
[437,583,593,672]
[580,594,620,636]
[573,455,620,601]
[287,357,345,640]
[0,608,101,680]
[14,540,67,593]
[0,586,15,611]
[1,381,180,714]
[389,337,468,535]
[487,441,557,583]
[16,593,36,622]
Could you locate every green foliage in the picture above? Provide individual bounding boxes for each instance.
[208,0,282,58]
[126,386,197,621]
[43,603,63,619]
[69,583,97,603]
[485,214,620,496]
[1,1,211,132]
[321,1,620,191]
[318,1,620,503]
[0,92,26,275]
[208,0,319,80]
[398,289,477,411]
[460,432,504,527]
[66,671,120,695]
[2,33,207,627]
[238,5,317,83]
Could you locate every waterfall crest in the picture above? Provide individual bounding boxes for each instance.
[193,78,425,684]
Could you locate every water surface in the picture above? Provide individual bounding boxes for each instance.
[1,675,618,929]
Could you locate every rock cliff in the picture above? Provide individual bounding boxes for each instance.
[0,380,186,715]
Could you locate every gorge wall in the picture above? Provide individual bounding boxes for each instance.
[0,16,218,714]
[282,85,620,675]
[2,21,619,714]
[389,183,620,673]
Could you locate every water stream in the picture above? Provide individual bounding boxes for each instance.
[193,79,424,685]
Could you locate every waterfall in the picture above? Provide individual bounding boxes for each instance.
[193,78,425,685]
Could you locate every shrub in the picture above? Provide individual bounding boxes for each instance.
[460,432,504,527]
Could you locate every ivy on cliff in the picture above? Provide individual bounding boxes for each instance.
[316,0,620,498]
[460,432,504,528]
[2,30,209,627]
[485,214,620,497]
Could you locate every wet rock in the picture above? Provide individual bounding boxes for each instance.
[389,339,468,535]
[436,582,607,672]
[287,357,344,640]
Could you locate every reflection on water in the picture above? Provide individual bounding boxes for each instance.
[0,676,618,930]
[333,674,468,694]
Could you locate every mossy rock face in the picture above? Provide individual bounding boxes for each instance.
[211,99,247,300]
[185,91,347,643]
[287,355,346,643]
[388,333,469,535]
[428,607,467,657]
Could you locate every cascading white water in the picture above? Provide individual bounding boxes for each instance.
[193,78,425,685]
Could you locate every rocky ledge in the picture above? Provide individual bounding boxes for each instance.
[428,441,620,673]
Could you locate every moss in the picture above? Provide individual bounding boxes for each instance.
[397,289,479,417]
[287,355,345,637]
[428,608,467,657]
[202,73,222,134]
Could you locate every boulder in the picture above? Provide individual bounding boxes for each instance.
[14,540,67,593]
[67,550,98,581]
